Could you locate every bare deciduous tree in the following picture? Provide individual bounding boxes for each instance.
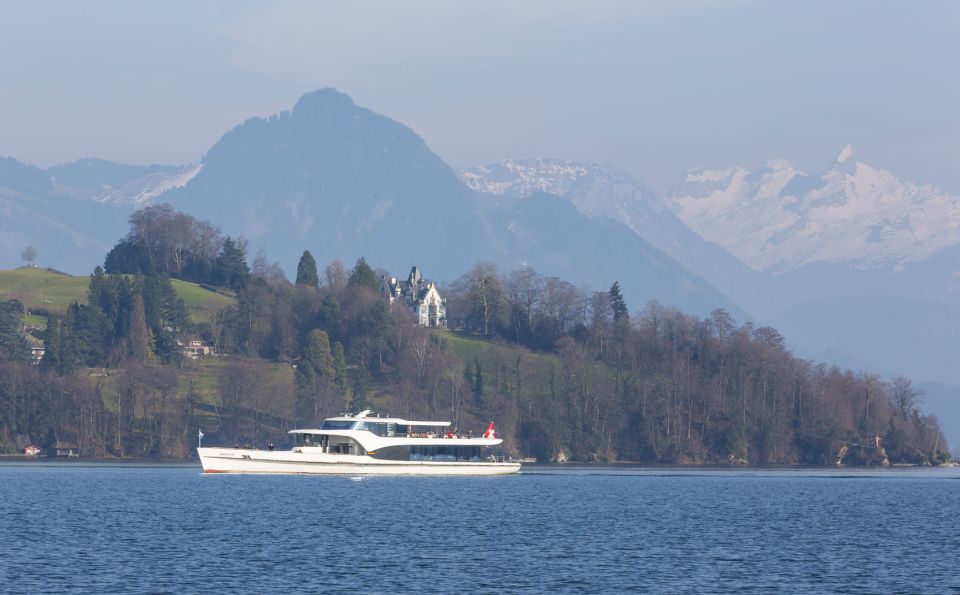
[21,246,37,266]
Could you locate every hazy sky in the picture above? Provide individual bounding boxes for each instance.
[1,0,958,193]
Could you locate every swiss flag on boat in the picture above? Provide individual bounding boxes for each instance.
[483,421,496,439]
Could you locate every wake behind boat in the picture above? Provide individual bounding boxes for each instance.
[197,410,520,475]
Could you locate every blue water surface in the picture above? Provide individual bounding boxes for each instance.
[1,464,959,593]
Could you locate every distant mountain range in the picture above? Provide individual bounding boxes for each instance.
[0,156,199,274]
[458,150,960,403]
[459,158,761,314]
[4,89,960,408]
[48,158,201,206]
[670,145,960,274]
[158,89,738,316]
[0,89,737,317]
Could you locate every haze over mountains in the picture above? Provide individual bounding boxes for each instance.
[3,89,960,406]
[0,89,735,318]
[460,158,760,313]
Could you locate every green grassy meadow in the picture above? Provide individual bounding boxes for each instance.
[0,267,234,324]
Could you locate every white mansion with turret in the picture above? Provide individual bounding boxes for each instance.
[380,266,447,328]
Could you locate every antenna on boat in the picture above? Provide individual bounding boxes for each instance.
[198,428,204,448]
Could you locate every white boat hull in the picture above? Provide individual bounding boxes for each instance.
[197,447,521,476]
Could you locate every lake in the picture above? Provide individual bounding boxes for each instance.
[2,464,959,593]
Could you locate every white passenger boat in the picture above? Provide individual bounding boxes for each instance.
[197,410,521,475]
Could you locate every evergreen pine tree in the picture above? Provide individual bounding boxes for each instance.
[215,236,250,291]
[295,250,320,288]
[347,256,378,293]
[127,293,152,362]
[301,329,334,379]
[332,341,347,391]
[473,358,485,406]
[609,281,629,322]
[317,294,342,341]
[0,299,29,361]
[40,318,62,370]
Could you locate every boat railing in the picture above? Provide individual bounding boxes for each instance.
[487,455,506,463]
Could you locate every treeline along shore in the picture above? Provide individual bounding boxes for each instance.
[0,205,949,465]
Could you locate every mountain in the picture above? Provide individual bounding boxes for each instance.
[0,157,127,273]
[668,148,960,390]
[669,145,960,275]
[0,157,198,273]
[459,158,760,311]
[48,158,200,206]
[158,89,737,315]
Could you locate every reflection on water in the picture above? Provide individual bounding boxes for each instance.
[2,464,959,592]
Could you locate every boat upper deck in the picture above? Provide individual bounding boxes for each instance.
[288,410,495,444]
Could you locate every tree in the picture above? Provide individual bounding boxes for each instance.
[347,257,378,293]
[454,262,503,335]
[251,249,288,285]
[890,375,924,417]
[609,281,628,322]
[21,246,37,266]
[317,294,342,341]
[332,341,347,391]
[295,251,320,288]
[0,299,29,360]
[504,266,542,345]
[300,329,334,380]
[214,236,250,290]
[127,293,152,363]
[472,358,484,406]
[324,258,347,290]
[40,317,62,370]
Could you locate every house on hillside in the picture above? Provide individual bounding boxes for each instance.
[25,335,45,364]
[380,266,447,328]
[178,339,212,359]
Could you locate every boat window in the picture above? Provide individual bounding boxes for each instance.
[356,422,389,436]
[408,445,482,462]
[320,420,356,430]
[297,434,327,447]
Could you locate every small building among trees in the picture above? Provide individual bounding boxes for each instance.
[178,338,212,359]
[380,266,447,328]
[48,442,79,458]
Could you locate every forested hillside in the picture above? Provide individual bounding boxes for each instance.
[0,206,948,465]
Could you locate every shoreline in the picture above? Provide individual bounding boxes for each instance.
[0,455,955,471]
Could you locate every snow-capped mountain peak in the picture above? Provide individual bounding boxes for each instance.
[831,144,857,175]
[460,157,604,199]
[92,163,202,205]
[834,144,854,164]
[459,158,755,298]
[668,147,960,273]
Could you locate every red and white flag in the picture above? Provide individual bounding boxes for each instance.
[483,421,496,439]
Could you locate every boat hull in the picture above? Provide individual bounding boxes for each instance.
[197,448,521,476]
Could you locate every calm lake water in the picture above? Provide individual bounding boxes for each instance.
[1,464,959,593]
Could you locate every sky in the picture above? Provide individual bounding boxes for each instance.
[1,0,958,194]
